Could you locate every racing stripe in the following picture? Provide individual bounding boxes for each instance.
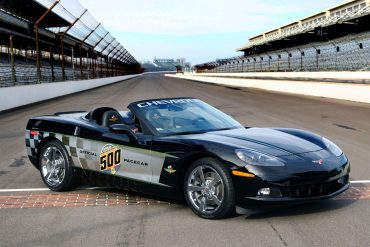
[29,131,176,187]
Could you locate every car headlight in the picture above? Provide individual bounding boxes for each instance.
[322,137,342,157]
[235,149,285,167]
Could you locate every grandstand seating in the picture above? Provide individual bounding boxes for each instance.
[0,51,119,87]
[0,0,140,87]
[142,59,191,72]
[195,0,370,73]
[153,59,177,71]
[199,31,370,73]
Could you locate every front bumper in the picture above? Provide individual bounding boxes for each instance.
[237,180,350,210]
[247,181,349,201]
[236,183,350,213]
[233,162,350,211]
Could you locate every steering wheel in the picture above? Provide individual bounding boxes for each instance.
[148,110,176,130]
[192,117,208,127]
[148,110,161,120]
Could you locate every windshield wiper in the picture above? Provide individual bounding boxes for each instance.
[167,127,236,136]
[207,127,235,132]
[175,128,235,135]
[173,131,207,135]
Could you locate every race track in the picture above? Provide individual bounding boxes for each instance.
[1,74,370,246]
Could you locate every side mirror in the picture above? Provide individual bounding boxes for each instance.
[109,124,137,141]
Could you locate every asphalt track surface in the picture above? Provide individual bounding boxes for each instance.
[1,74,370,246]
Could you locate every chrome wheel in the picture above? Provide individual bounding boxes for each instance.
[187,165,224,214]
[41,146,66,187]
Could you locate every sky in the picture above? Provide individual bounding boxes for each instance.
[78,0,344,65]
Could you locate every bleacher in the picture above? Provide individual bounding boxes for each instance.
[141,61,163,72]
[195,0,370,73]
[153,59,177,71]
[209,31,370,73]
[142,58,191,72]
[0,0,140,87]
[0,50,122,87]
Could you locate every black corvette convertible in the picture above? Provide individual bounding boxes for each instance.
[25,97,350,219]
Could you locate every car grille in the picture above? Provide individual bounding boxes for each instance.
[283,175,348,198]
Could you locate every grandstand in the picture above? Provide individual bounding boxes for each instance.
[0,0,141,87]
[195,0,370,73]
[154,59,177,71]
[141,58,191,72]
[141,61,160,72]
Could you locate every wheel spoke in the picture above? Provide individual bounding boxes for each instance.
[211,194,222,206]
[196,166,205,184]
[54,172,61,183]
[46,171,53,181]
[54,159,63,169]
[188,185,204,192]
[199,197,206,212]
[52,147,56,162]
[43,152,52,164]
[208,176,221,188]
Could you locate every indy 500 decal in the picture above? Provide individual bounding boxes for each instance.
[100,144,121,174]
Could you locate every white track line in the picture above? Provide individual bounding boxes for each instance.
[0,188,50,192]
[0,187,103,193]
[0,180,369,193]
[350,180,370,184]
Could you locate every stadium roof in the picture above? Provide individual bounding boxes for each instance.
[237,0,370,53]
[0,0,138,65]
[0,0,69,27]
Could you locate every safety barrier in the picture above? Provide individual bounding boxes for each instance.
[0,74,141,112]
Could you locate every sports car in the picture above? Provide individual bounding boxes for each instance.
[25,97,350,219]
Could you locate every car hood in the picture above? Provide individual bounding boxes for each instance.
[181,127,324,157]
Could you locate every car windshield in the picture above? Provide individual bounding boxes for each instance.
[131,98,243,135]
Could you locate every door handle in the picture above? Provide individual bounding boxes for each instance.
[74,126,80,136]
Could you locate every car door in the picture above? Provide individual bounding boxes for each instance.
[75,126,153,184]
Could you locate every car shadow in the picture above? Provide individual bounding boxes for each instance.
[75,186,357,220]
[244,199,357,219]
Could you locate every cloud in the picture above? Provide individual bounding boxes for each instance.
[79,0,342,35]
[77,0,343,64]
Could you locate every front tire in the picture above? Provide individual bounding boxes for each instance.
[184,157,235,219]
[39,140,77,191]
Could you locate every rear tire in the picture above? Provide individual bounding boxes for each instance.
[39,140,78,191]
[184,157,235,219]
